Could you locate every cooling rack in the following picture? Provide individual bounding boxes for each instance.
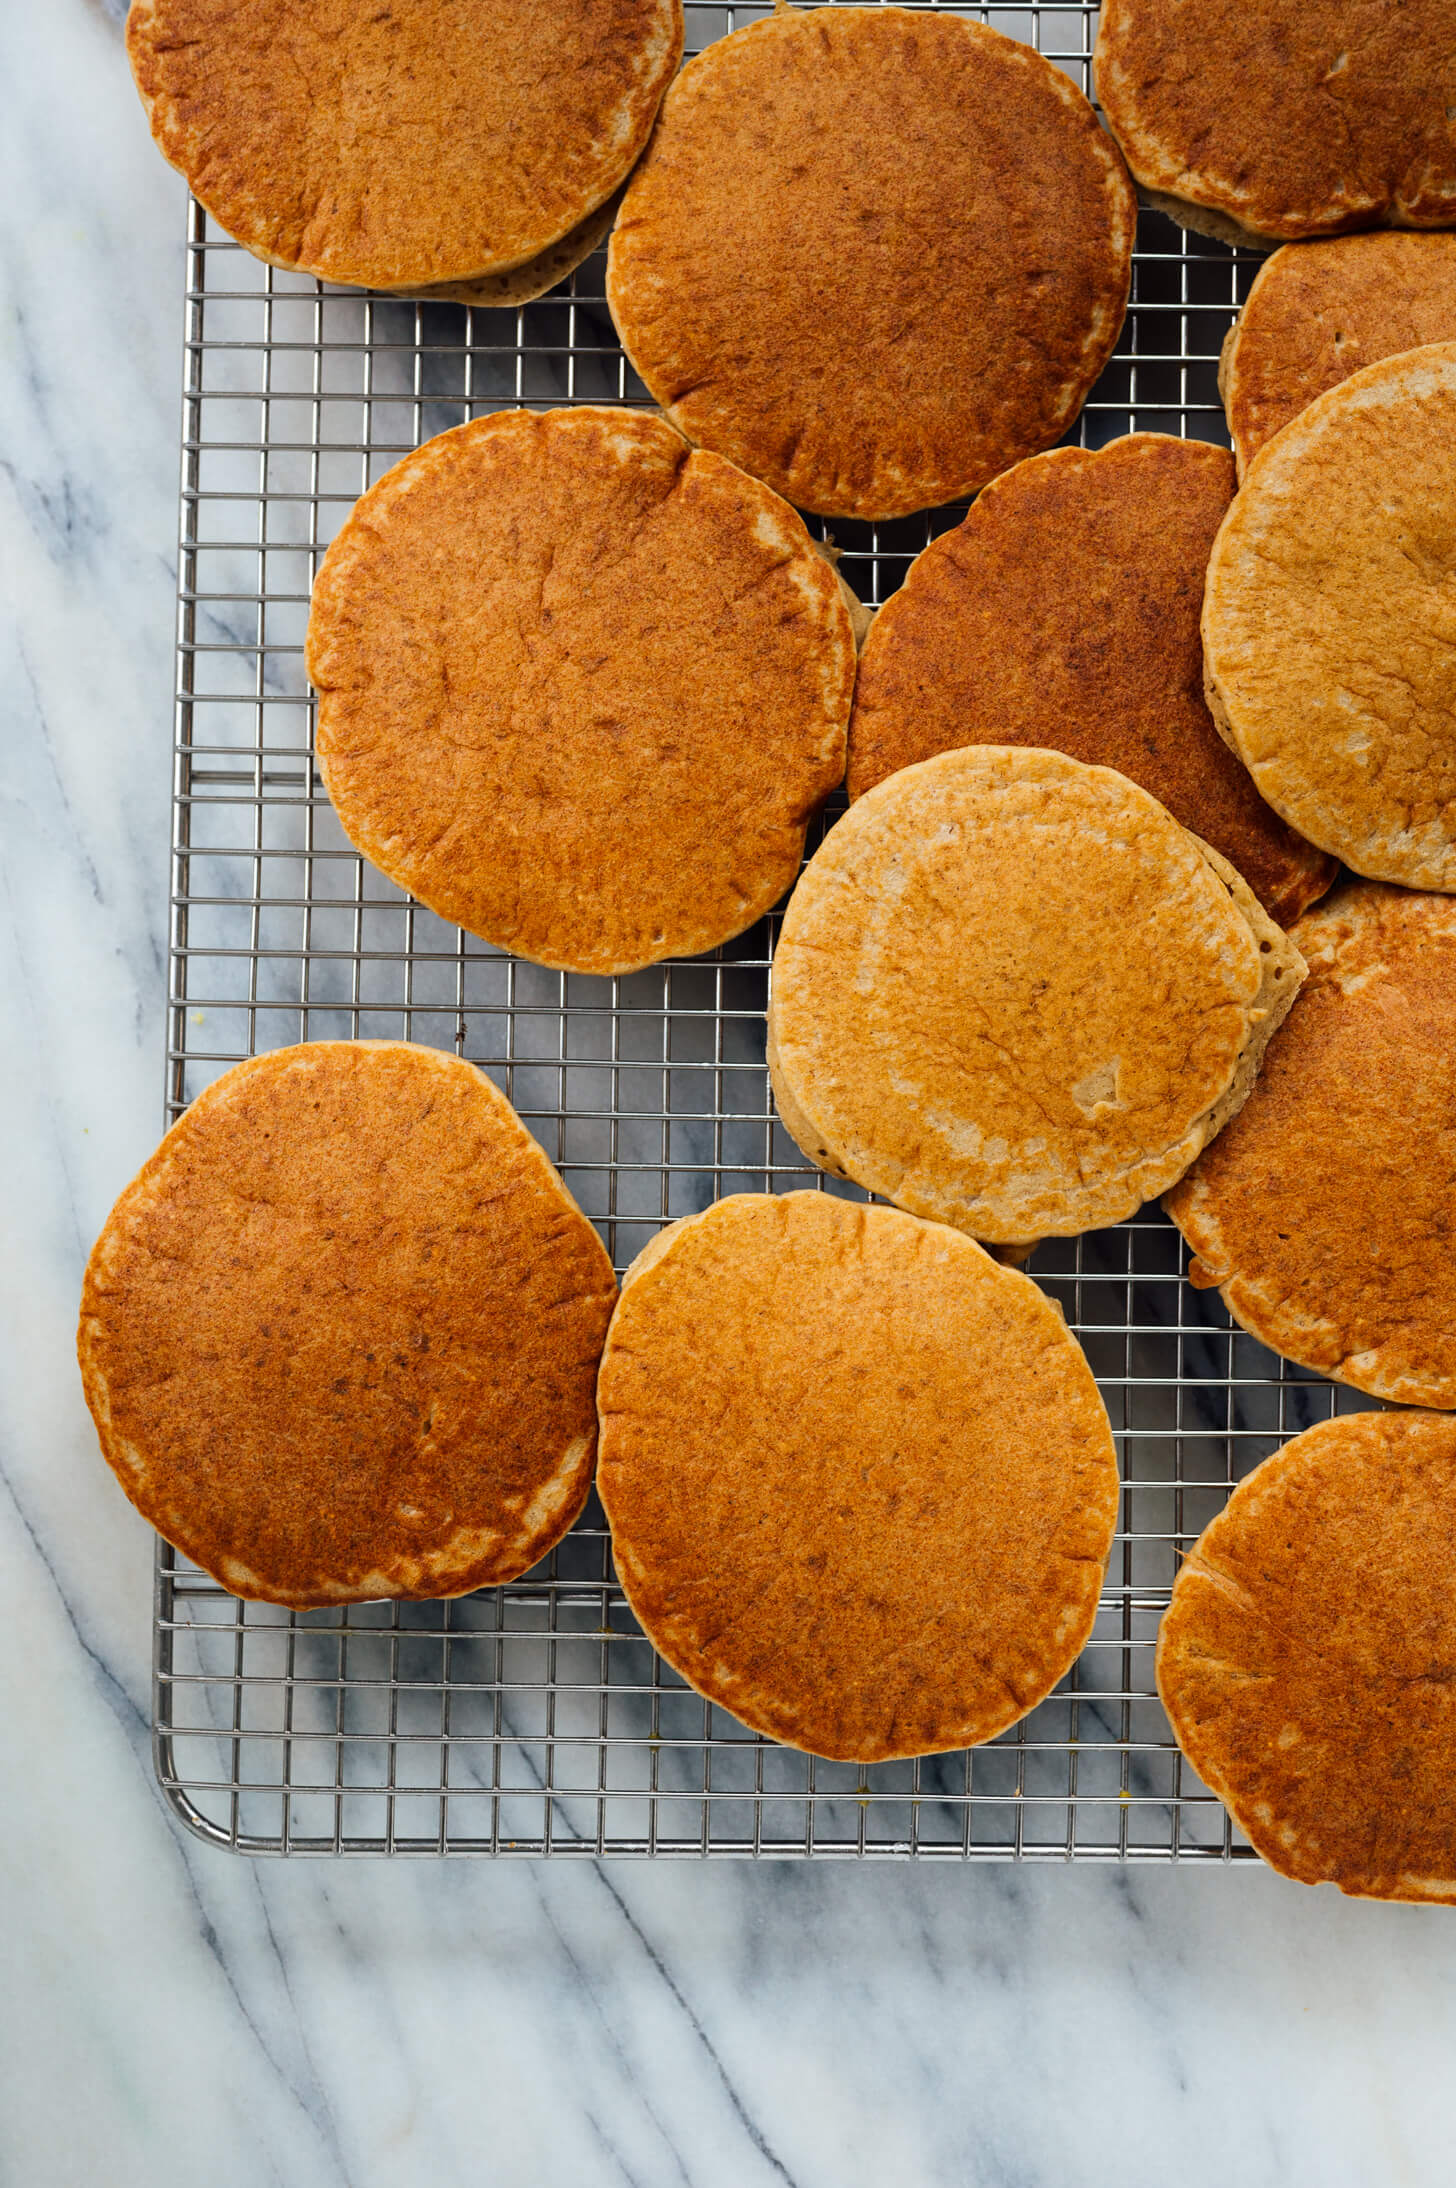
[152,0,1379,1858]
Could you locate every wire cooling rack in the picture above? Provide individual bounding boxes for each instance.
[152,0,1380,1858]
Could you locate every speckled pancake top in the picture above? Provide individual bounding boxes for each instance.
[767,746,1305,1245]
[1166,881,1456,1408]
[126,0,682,290]
[1158,1409,1456,1903]
[607,6,1135,519]
[1223,233,1456,474]
[77,1043,618,1607]
[596,1191,1120,1762]
[1203,342,1456,892]
[1096,0,1456,245]
[847,435,1335,927]
[306,407,855,975]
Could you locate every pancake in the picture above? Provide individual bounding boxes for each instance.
[847,435,1335,927]
[596,1191,1120,1762]
[77,1042,617,1607]
[398,195,621,310]
[767,747,1305,1247]
[126,0,682,292]
[1095,0,1456,247]
[1203,343,1456,892]
[606,6,1135,521]
[306,407,856,974]
[1158,1409,1456,1903]
[1222,233,1456,476]
[1166,881,1456,1407]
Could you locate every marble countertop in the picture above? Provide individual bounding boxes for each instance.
[6,8,1456,2184]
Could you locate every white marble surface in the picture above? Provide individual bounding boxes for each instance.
[7,9,1456,2185]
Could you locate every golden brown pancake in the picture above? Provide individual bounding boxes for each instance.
[126,0,681,292]
[1203,343,1456,891]
[596,1191,1119,1762]
[768,747,1305,1247]
[607,6,1135,520]
[1166,882,1456,1407]
[77,1043,617,1607]
[1158,1409,1456,1903]
[1222,233,1456,476]
[306,407,855,974]
[847,435,1335,927]
[1095,0,1456,246]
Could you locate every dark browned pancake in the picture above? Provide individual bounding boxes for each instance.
[306,407,855,975]
[597,1192,1119,1762]
[1166,881,1456,1407]
[1159,1409,1456,1902]
[607,5,1135,519]
[1096,0,1456,245]
[848,437,1335,926]
[1223,233,1456,474]
[77,1043,618,1607]
[127,0,681,291]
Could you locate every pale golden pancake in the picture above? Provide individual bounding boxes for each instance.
[768,747,1304,1246]
[306,407,855,974]
[847,435,1335,926]
[1203,343,1456,891]
[1158,1410,1456,1903]
[596,1191,1119,1762]
[77,1043,617,1607]
[127,0,681,292]
[1166,881,1456,1407]
[1096,0,1456,246]
[1222,233,1456,475]
[607,6,1134,519]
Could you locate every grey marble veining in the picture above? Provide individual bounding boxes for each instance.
[6,9,1456,2186]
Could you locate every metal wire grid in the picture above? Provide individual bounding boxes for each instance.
[151,0,1379,1857]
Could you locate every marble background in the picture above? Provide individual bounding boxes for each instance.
[5,7,1456,2184]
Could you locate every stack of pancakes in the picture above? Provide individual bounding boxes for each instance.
[97,1,1456,1888]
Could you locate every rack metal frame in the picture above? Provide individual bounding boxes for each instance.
[152,1,1372,1858]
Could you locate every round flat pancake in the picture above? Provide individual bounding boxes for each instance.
[126,0,682,291]
[847,436,1335,927]
[1203,343,1456,891]
[77,1043,618,1607]
[597,1191,1120,1762]
[607,6,1135,520]
[1095,0,1456,246]
[1166,881,1456,1407]
[768,746,1305,1246]
[1223,233,1456,476]
[1158,1409,1456,1903]
[306,407,855,974]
